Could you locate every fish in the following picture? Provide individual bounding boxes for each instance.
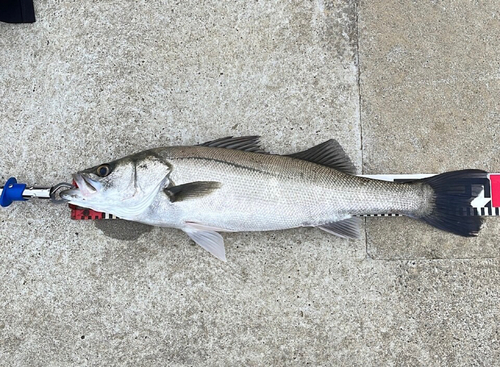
[60,136,486,261]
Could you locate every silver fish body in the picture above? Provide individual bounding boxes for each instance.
[61,137,485,260]
[142,146,431,230]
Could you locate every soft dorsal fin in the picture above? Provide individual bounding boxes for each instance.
[165,181,221,202]
[317,217,361,239]
[199,136,268,153]
[287,139,356,174]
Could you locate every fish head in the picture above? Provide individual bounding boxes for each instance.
[60,150,170,218]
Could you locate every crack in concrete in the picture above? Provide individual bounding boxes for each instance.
[353,1,369,260]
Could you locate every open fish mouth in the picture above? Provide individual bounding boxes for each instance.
[59,174,99,201]
[72,173,98,195]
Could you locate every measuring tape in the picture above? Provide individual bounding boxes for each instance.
[68,204,118,220]
[1,174,500,219]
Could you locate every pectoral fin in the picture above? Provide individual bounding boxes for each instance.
[183,226,227,261]
[164,181,221,202]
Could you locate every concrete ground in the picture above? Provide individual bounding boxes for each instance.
[0,0,499,365]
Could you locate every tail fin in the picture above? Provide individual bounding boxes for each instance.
[419,169,488,237]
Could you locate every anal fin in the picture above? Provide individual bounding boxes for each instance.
[317,217,361,239]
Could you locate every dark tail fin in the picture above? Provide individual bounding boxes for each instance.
[419,169,488,237]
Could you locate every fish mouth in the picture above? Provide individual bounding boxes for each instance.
[59,173,98,201]
[72,173,99,196]
[74,174,97,193]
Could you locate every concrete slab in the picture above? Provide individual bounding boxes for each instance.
[359,0,500,259]
[0,0,365,365]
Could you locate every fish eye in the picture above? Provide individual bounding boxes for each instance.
[96,164,111,177]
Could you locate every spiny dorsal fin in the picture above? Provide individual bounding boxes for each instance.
[164,181,221,202]
[317,217,361,239]
[287,139,356,174]
[199,136,268,153]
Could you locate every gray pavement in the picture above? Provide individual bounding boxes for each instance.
[0,1,499,365]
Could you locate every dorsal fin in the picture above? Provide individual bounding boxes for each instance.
[199,136,268,153]
[287,139,356,174]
